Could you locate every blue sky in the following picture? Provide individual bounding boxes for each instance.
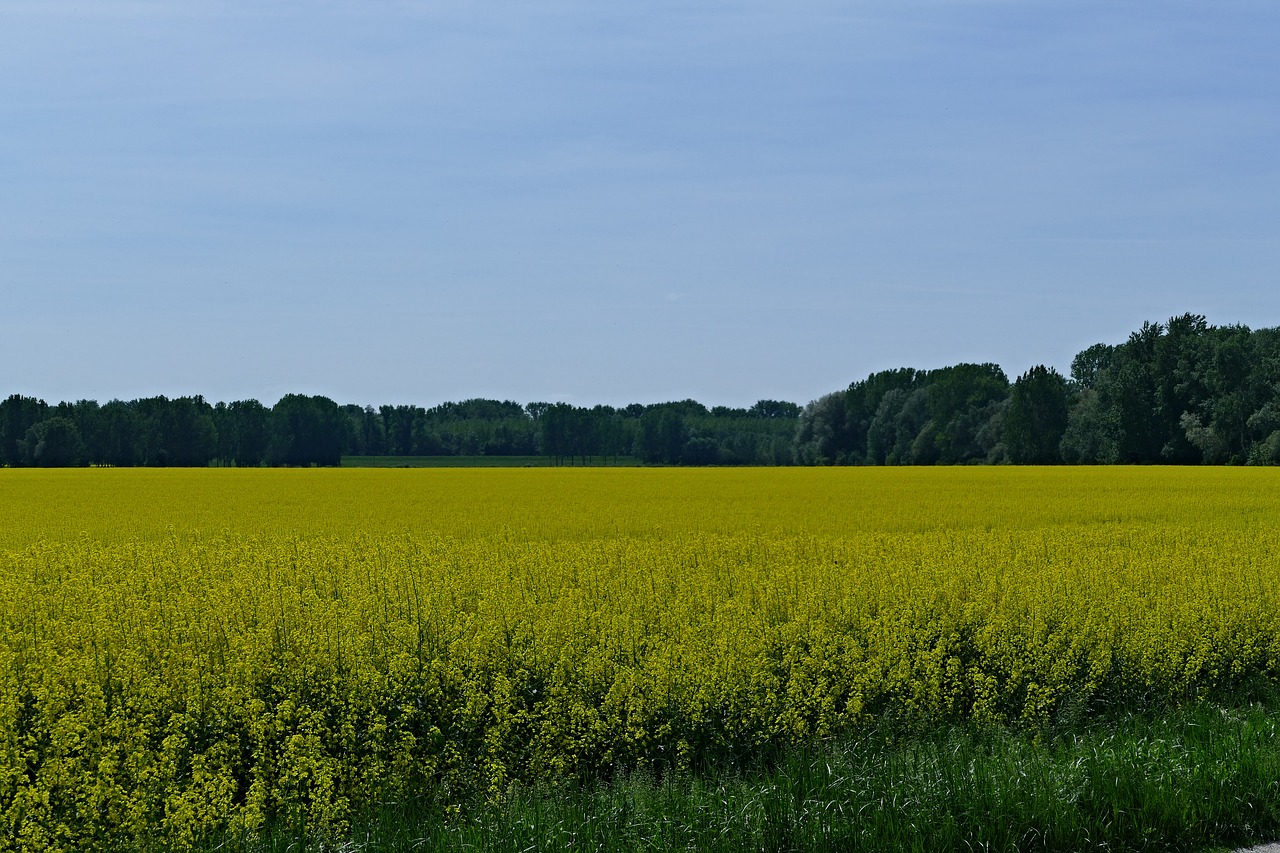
[3,1,1278,409]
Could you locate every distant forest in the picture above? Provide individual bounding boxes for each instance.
[4,314,1279,467]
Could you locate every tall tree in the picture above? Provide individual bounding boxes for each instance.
[844,368,923,464]
[98,400,142,467]
[0,394,48,466]
[26,416,85,467]
[268,395,344,466]
[923,363,1010,464]
[795,391,851,465]
[1004,366,1069,464]
[164,396,218,466]
[747,399,802,419]
[226,399,270,467]
[638,406,689,465]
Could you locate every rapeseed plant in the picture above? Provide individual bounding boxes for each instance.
[0,467,1277,849]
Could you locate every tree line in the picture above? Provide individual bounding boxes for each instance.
[797,313,1280,466]
[4,314,1279,467]
[0,392,801,468]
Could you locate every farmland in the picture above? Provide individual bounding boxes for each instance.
[2,468,1280,850]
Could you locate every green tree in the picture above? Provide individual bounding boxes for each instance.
[638,406,689,465]
[26,416,85,467]
[591,405,629,463]
[795,392,849,465]
[924,363,1010,463]
[1070,343,1115,389]
[866,388,930,465]
[0,394,49,466]
[268,395,344,466]
[163,396,218,466]
[1004,366,1069,464]
[747,399,802,419]
[227,400,270,467]
[845,368,923,464]
[66,400,107,464]
[379,405,424,455]
[1060,389,1121,464]
[98,400,141,467]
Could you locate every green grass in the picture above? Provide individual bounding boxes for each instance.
[340,455,643,467]
[200,697,1280,853]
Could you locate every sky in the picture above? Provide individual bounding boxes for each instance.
[3,1,1278,409]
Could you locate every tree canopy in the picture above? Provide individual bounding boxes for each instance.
[4,314,1279,467]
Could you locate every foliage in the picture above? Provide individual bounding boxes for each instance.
[265,395,344,467]
[1,396,801,468]
[1004,366,1069,464]
[216,700,1280,853]
[5,314,1280,468]
[1061,314,1280,465]
[806,314,1280,467]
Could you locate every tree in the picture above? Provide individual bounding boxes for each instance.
[164,396,218,466]
[379,405,423,456]
[924,363,1009,463]
[67,400,107,464]
[1249,429,1280,465]
[795,392,848,465]
[26,416,85,467]
[1070,344,1115,389]
[226,400,270,467]
[539,403,574,464]
[127,396,215,466]
[1004,366,1069,464]
[638,407,689,465]
[844,369,923,464]
[747,399,802,420]
[591,405,629,463]
[1060,389,1121,464]
[1180,412,1229,464]
[98,400,141,467]
[682,436,721,465]
[267,395,344,466]
[131,396,172,465]
[866,388,912,464]
[1199,323,1262,463]
[1111,321,1167,462]
[0,394,48,466]
[1154,313,1212,463]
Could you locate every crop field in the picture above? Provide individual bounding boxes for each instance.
[2,467,1280,851]
[338,455,642,468]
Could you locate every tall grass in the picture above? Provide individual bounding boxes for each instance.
[210,697,1280,853]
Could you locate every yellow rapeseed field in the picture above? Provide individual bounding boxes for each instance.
[1,467,1278,850]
